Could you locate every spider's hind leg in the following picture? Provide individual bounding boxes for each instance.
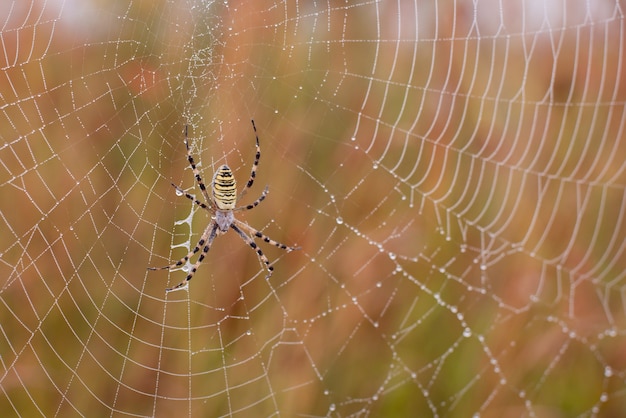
[183,125,213,205]
[237,120,262,202]
[235,185,269,211]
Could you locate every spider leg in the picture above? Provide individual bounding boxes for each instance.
[184,125,213,205]
[148,222,216,283]
[235,220,301,252]
[147,222,215,271]
[163,223,219,292]
[235,185,268,211]
[230,222,275,276]
[171,183,214,211]
[237,119,261,201]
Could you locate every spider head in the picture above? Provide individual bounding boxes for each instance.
[215,209,234,232]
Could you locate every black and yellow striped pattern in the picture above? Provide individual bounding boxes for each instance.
[148,121,301,292]
[212,165,237,210]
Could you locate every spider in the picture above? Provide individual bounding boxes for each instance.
[148,120,300,292]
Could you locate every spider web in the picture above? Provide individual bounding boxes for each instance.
[1,0,626,416]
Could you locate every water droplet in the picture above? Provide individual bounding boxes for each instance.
[336,217,343,224]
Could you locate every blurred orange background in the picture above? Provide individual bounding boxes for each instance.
[1,0,625,416]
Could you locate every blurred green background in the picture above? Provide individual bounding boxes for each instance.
[1,0,626,416]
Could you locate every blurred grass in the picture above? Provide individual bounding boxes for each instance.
[1,0,625,416]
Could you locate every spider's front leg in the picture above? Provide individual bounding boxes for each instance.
[231,221,300,277]
[230,223,275,276]
[147,222,218,292]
